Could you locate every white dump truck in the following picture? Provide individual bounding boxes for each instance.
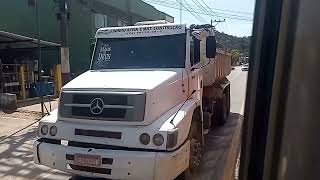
[33,21,231,180]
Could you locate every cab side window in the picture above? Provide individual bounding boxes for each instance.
[190,38,201,66]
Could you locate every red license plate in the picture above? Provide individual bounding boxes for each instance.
[74,154,101,167]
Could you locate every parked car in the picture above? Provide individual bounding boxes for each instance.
[242,63,249,71]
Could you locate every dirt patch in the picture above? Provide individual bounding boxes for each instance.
[0,110,42,120]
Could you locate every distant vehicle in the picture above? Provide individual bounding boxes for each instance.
[242,63,249,71]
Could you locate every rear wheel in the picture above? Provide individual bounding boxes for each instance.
[222,93,228,121]
[227,88,231,116]
[215,90,230,126]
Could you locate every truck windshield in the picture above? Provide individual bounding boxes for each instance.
[91,34,186,69]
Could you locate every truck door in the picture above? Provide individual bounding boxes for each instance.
[189,37,203,99]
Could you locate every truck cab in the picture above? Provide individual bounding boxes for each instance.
[33,22,231,180]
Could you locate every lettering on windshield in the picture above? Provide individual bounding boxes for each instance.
[95,44,112,67]
[92,33,186,69]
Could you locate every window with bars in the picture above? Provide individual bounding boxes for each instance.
[94,13,108,29]
[117,19,128,27]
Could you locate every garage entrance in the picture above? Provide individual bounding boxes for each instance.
[0,31,61,100]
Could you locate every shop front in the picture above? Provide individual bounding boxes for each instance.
[0,31,61,102]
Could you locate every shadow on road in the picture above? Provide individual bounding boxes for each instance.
[70,113,243,180]
[0,126,69,180]
[194,112,243,180]
[0,112,243,180]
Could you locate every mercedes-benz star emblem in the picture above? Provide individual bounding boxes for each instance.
[90,98,104,115]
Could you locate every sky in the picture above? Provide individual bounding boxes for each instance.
[144,0,255,37]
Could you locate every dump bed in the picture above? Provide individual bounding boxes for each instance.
[215,49,232,80]
[203,49,231,87]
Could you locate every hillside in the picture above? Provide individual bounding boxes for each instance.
[215,31,251,54]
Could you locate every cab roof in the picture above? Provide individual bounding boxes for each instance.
[95,23,186,39]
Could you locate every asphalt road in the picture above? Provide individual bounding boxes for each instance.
[195,67,247,180]
[0,67,247,180]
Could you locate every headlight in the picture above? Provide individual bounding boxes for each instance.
[139,133,150,145]
[50,126,58,136]
[40,125,48,135]
[153,134,164,146]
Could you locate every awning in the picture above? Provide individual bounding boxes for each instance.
[0,31,61,50]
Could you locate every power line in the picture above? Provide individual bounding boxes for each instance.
[191,0,215,19]
[173,0,207,23]
[151,0,253,15]
[144,0,253,20]
[189,0,219,27]
[181,0,208,23]
[143,0,253,21]
[199,0,225,20]
[198,0,253,15]
[209,6,253,15]
[183,0,249,34]
[198,0,221,19]
[157,0,202,21]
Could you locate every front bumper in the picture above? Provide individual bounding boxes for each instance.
[33,140,190,180]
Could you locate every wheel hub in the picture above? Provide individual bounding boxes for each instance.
[190,138,202,168]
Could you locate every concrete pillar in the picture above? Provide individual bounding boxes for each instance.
[0,93,17,110]
[18,65,26,99]
[53,64,62,94]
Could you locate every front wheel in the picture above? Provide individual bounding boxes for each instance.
[177,114,203,180]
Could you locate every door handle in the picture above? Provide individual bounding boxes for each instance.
[192,75,195,79]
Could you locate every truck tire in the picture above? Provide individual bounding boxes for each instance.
[215,91,229,126]
[177,112,203,180]
[227,88,231,116]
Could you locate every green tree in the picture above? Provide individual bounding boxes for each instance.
[231,49,241,65]
[215,31,251,54]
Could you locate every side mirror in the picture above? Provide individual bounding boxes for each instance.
[206,36,217,58]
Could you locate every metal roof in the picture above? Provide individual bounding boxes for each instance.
[0,31,60,50]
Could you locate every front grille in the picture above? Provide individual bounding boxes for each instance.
[72,94,128,105]
[71,107,126,119]
[59,91,146,122]
[74,129,122,139]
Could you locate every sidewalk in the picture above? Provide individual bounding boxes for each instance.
[0,110,41,139]
[0,99,69,180]
[20,99,59,113]
[0,99,58,140]
[0,114,69,180]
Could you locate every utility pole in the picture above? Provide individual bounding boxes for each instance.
[180,0,182,24]
[0,59,3,93]
[58,0,71,85]
[126,0,133,25]
[35,0,44,117]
